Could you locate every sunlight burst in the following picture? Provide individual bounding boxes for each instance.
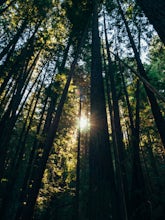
[79,116,89,131]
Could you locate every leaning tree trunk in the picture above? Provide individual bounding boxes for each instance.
[117,0,165,149]
[0,71,46,220]
[119,64,147,211]
[0,19,27,61]
[14,94,50,220]
[0,40,38,179]
[16,61,62,220]
[136,0,165,44]
[0,0,8,6]
[16,47,70,218]
[0,0,16,15]
[18,23,89,220]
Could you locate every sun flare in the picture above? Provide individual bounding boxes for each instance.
[79,116,89,131]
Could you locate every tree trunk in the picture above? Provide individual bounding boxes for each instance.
[0,55,47,218]
[130,80,150,220]
[89,3,119,220]
[15,66,59,219]
[14,95,49,220]
[117,0,165,148]
[74,93,81,220]
[103,12,128,220]
[0,19,27,61]
[18,23,89,220]
[136,0,165,44]
[102,42,116,153]
[0,0,16,15]
[0,39,37,179]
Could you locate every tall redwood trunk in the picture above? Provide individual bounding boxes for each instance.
[89,2,119,220]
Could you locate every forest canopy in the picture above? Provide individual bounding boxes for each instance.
[0,0,164,220]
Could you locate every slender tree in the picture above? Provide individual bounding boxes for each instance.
[117,0,165,148]
[74,91,82,220]
[18,22,89,220]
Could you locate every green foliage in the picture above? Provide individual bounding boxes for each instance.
[147,37,165,95]
[62,0,92,46]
